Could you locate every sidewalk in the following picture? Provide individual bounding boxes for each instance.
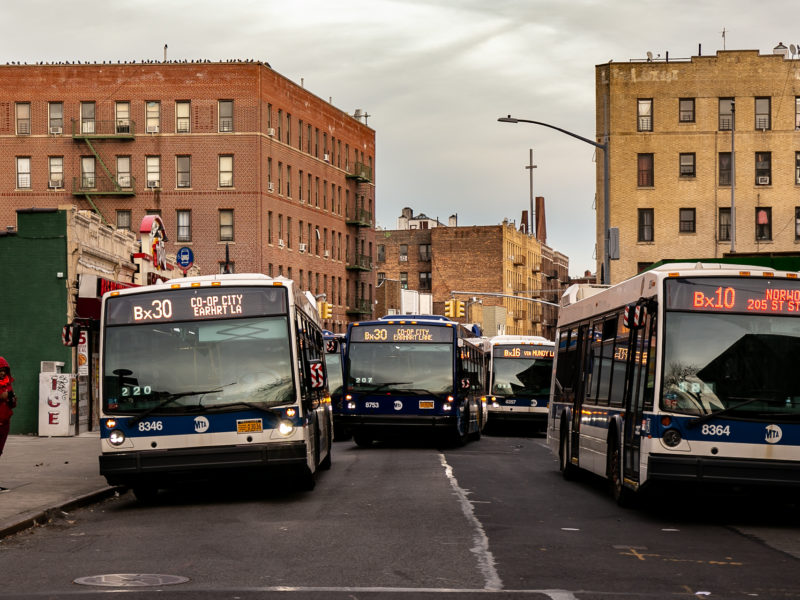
[0,433,119,539]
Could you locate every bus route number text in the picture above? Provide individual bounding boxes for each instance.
[692,286,800,313]
[133,299,173,321]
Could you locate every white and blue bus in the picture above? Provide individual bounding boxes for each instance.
[98,274,333,500]
[341,315,488,447]
[487,335,554,432]
[547,263,800,505]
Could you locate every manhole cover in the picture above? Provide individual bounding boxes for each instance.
[74,574,189,587]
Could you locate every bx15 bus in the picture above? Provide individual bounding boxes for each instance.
[341,315,487,447]
[547,262,800,505]
[323,330,349,440]
[487,335,554,432]
[98,274,333,500]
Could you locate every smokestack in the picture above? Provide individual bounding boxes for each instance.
[521,210,529,234]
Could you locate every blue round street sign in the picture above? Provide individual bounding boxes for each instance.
[176,246,194,270]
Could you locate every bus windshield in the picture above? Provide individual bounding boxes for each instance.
[491,356,552,397]
[324,352,343,396]
[662,311,800,420]
[347,342,454,395]
[103,315,295,414]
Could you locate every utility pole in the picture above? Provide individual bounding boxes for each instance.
[525,149,537,237]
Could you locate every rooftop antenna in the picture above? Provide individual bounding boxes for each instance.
[791,44,797,58]
[164,44,168,62]
[721,27,726,50]
[646,50,653,62]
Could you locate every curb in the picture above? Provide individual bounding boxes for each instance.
[0,486,123,540]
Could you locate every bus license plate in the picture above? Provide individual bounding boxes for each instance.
[237,419,263,434]
[419,401,435,409]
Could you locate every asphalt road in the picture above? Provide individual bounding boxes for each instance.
[1,430,798,600]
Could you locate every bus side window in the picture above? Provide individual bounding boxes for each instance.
[555,327,577,400]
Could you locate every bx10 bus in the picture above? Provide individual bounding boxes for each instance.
[487,335,554,432]
[341,315,487,447]
[548,262,800,505]
[98,274,333,500]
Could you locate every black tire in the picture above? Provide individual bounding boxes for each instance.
[353,432,372,448]
[608,433,636,507]
[295,466,316,491]
[451,405,469,447]
[132,485,159,504]
[319,434,332,470]
[559,424,577,480]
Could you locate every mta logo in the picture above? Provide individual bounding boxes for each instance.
[194,416,210,433]
[765,424,782,444]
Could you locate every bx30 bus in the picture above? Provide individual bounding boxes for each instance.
[547,262,800,505]
[98,274,333,500]
[341,315,487,447]
[487,335,554,432]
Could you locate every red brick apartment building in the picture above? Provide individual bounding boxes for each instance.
[0,61,376,331]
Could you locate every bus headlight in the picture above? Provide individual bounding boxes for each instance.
[662,428,682,447]
[108,429,126,446]
[278,421,295,436]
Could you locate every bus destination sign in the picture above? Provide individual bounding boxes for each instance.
[495,346,554,359]
[666,277,800,316]
[351,323,454,343]
[105,286,287,325]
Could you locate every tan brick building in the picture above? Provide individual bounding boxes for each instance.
[376,207,569,338]
[0,61,376,332]
[596,46,800,283]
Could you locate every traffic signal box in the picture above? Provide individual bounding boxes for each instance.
[444,299,466,319]
[456,300,465,318]
[317,301,333,319]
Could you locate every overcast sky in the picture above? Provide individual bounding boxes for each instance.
[3,0,795,275]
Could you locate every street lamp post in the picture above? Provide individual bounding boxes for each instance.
[498,115,611,284]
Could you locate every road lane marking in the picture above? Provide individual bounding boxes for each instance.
[439,453,503,591]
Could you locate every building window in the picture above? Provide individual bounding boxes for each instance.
[637,153,654,187]
[219,100,233,132]
[146,156,160,188]
[756,206,772,241]
[679,153,695,177]
[399,244,408,262]
[377,272,386,286]
[177,156,191,188]
[377,244,385,262]
[400,272,408,289]
[116,210,131,230]
[719,97,734,131]
[177,210,191,242]
[795,208,800,240]
[115,102,130,134]
[48,102,63,133]
[796,98,800,129]
[81,157,95,189]
[638,208,654,242]
[419,272,432,291]
[637,99,653,131]
[81,102,95,134]
[219,261,235,274]
[219,155,233,187]
[176,101,190,133]
[117,156,131,187]
[719,207,731,242]
[16,157,31,188]
[145,101,160,133]
[48,157,63,188]
[679,208,696,233]
[755,152,771,185]
[16,103,30,135]
[219,209,234,241]
[756,207,772,241]
[679,98,695,123]
[796,152,800,184]
[419,243,432,261]
[755,97,771,130]
[719,152,732,186]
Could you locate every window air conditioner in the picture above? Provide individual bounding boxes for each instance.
[147,180,160,189]
[324,250,330,258]
[48,179,62,189]
[299,243,307,253]
[118,176,131,187]
[146,125,159,133]
[267,128,275,137]
[399,255,408,262]
[757,176,770,185]
[323,153,330,162]
[267,182,275,192]
[49,126,62,135]
[278,239,285,248]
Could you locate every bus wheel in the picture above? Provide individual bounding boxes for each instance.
[559,425,576,480]
[296,466,316,491]
[452,407,470,446]
[353,433,372,448]
[319,435,332,470]
[132,485,159,504]
[608,435,635,507]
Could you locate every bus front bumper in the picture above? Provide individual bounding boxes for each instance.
[99,441,307,486]
[648,454,800,487]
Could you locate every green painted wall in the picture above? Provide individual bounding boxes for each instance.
[0,210,73,434]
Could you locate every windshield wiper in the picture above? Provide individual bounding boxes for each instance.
[357,381,411,393]
[128,388,224,427]
[204,401,285,418]
[393,388,450,400]
[688,396,771,427]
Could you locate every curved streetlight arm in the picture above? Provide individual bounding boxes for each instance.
[498,116,606,150]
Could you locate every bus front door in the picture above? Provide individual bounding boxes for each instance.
[571,323,591,460]
[621,311,654,487]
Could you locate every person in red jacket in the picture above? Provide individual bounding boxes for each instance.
[0,357,16,491]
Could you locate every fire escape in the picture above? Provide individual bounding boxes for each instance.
[71,117,137,224]
[345,161,373,317]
